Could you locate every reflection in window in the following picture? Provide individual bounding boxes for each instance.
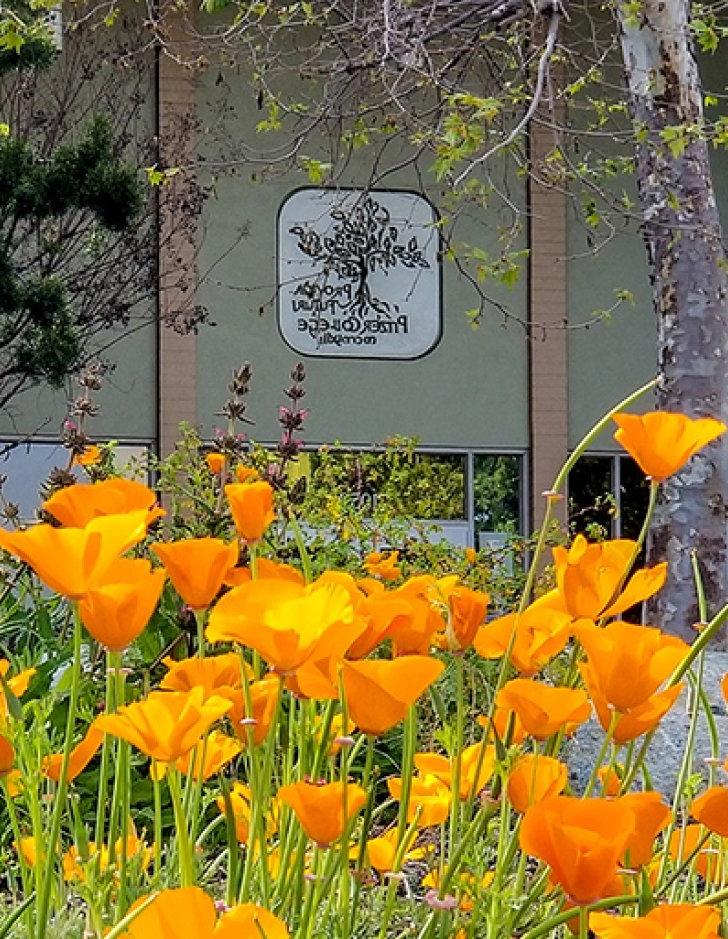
[568,454,650,541]
[568,456,613,539]
[306,446,466,520]
[473,455,522,536]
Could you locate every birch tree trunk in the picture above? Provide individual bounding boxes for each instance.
[616,2,728,640]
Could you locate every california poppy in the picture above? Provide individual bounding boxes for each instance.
[691,786,728,838]
[0,659,35,719]
[207,580,356,675]
[507,754,568,814]
[0,510,150,599]
[414,743,495,800]
[43,478,162,528]
[668,825,724,884]
[43,724,104,783]
[216,782,279,846]
[225,481,275,543]
[205,452,225,475]
[617,791,670,867]
[365,827,427,873]
[228,676,281,746]
[614,411,727,482]
[388,774,451,827]
[160,653,247,700]
[496,679,591,740]
[94,688,232,763]
[224,558,304,588]
[235,465,259,484]
[278,780,366,847]
[152,538,238,610]
[0,734,14,776]
[540,535,667,623]
[215,904,290,939]
[341,656,445,735]
[590,903,721,939]
[72,445,102,468]
[175,730,242,781]
[475,603,572,676]
[520,795,636,905]
[442,586,489,652]
[79,558,165,651]
[578,621,686,743]
[364,550,401,581]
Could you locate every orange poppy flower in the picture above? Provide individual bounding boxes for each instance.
[43,478,163,528]
[216,782,279,845]
[496,679,591,740]
[474,603,572,676]
[152,538,238,610]
[117,886,289,938]
[224,558,304,588]
[386,593,445,656]
[507,754,568,814]
[278,780,366,847]
[228,676,281,746]
[691,786,728,838]
[0,734,14,775]
[346,591,411,660]
[414,743,495,800]
[79,558,165,651]
[520,795,636,905]
[465,547,477,564]
[614,411,727,482]
[477,706,527,746]
[207,580,356,675]
[225,481,275,544]
[205,452,225,475]
[578,622,687,743]
[72,444,102,468]
[364,550,401,581]
[94,688,232,763]
[538,535,667,623]
[160,652,247,699]
[175,730,242,781]
[341,656,445,735]
[365,827,428,873]
[0,659,35,718]
[442,586,489,652]
[590,903,721,939]
[0,510,150,599]
[618,791,670,867]
[43,723,104,783]
[215,904,289,939]
[387,774,451,827]
[668,825,724,884]
[235,465,259,484]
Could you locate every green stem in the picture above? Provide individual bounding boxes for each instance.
[36,608,83,939]
[194,609,206,658]
[168,769,194,887]
[520,895,638,939]
[288,513,313,583]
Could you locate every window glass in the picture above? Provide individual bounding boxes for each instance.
[0,441,150,522]
[568,455,614,539]
[473,455,522,538]
[306,446,466,520]
[618,455,650,540]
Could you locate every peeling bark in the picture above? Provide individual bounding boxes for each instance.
[616,2,728,642]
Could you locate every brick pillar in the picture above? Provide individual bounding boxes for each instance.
[157,5,198,457]
[528,120,569,530]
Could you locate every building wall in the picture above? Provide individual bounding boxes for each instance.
[194,73,530,451]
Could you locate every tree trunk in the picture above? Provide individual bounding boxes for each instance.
[616,2,728,641]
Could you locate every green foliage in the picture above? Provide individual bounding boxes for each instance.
[0,116,143,390]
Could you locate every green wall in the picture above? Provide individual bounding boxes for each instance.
[195,75,529,450]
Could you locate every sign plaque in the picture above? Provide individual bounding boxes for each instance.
[277,188,441,359]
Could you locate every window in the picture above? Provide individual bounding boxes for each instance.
[568,454,650,540]
[0,440,151,522]
[290,445,525,547]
